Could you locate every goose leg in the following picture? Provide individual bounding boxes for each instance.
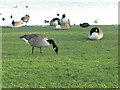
[32,47,34,54]
[40,47,42,53]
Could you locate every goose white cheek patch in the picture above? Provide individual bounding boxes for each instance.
[22,38,30,45]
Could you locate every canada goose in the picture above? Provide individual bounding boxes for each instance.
[12,20,23,28]
[20,34,59,54]
[50,18,60,26]
[44,20,49,23]
[61,14,70,29]
[21,14,30,23]
[56,20,61,30]
[80,23,90,28]
[89,27,103,40]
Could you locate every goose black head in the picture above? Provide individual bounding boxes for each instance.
[47,39,59,54]
[54,46,58,54]
[62,14,66,18]
[57,14,59,16]
[90,27,99,35]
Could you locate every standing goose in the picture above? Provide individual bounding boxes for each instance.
[12,20,23,28]
[61,14,70,29]
[89,27,103,40]
[20,34,58,54]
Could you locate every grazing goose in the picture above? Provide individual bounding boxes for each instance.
[21,14,30,23]
[20,34,58,54]
[89,27,103,40]
[56,20,61,30]
[12,20,23,28]
[61,14,70,29]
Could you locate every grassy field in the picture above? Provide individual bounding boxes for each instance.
[2,25,118,88]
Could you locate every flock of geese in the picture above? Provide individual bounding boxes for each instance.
[1,13,104,54]
[19,14,103,54]
[11,14,30,28]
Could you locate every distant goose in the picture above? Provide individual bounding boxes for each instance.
[20,34,58,54]
[80,23,90,28]
[61,14,70,29]
[2,18,5,21]
[89,27,103,40]
[12,20,23,28]
[50,18,60,26]
[21,14,30,23]
[56,20,61,30]
[44,20,49,23]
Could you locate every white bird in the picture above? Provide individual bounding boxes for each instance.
[20,34,58,54]
[89,27,103,40]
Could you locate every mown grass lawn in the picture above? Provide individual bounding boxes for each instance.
[2,25,118,88]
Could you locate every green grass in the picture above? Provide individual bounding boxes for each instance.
[2,26,118,88]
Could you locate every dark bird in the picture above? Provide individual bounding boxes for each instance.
[80,23,90,28]
[10,15,13,19]
[44,20,49,23]
[25,6,28,8]
[14,6,17,8]
[89,27,103,40]
[2,18,5,21]
[20,34,59,54]
[57,14,59,16]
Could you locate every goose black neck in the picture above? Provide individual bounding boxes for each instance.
[47,39,58,54]
[47,39,57,48]
[12,20,15,25]
[58,20,61,25]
